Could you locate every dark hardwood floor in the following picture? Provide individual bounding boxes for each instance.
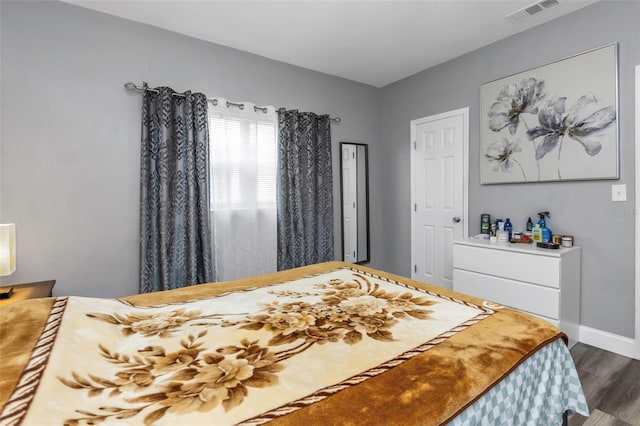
[568,343,640,426]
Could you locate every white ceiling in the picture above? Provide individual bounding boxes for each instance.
[63,0,600,87]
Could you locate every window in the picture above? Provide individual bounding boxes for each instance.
[208,99,277,281]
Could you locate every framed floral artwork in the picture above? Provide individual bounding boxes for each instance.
[480,43,618,184]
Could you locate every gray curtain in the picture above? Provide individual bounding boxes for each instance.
[277,108,333,270]
[139,84,214,293]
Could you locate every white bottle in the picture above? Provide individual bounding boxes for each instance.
[496,222,509,242]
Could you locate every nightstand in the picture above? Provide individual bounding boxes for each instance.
[0,280,56,308]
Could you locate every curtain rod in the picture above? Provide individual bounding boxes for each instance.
[123,82,341,123]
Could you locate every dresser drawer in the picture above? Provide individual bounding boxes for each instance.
[453,244,560,289]
[453,269,560,319]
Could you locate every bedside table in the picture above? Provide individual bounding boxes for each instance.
[0,280,56,308]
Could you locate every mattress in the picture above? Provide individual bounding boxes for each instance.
[0,261,587,425]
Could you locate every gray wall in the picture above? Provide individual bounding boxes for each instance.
[1,0,637,339]
[378,0,639,338]
[0,0,381,297]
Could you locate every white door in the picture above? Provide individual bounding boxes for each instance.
[342,144,358,262]
[635,64,639,360]
[411,108,468,289]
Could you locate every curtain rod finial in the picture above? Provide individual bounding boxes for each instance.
[124,82,137,91]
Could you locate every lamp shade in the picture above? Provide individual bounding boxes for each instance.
[0,223,16,276]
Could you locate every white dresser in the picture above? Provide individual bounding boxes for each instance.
[452,239,580,346]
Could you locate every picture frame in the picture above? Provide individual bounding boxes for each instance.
[480,43,618,184]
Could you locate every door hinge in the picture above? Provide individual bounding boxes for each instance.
[414,203,417,212]
[414,265,417,273]
[413,141,417,149]
[353,251,356,257]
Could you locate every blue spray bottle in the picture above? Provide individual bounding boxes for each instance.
[537,212,552,243]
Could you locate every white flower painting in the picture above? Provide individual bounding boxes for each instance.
[480,44,618,184]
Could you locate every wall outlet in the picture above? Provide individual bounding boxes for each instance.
[611,184,627,202]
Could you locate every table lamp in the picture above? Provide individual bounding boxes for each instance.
[0,223,16,276]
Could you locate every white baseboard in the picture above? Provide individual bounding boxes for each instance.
[579,325,637,359]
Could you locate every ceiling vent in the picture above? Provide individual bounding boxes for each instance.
[506,0,561,23]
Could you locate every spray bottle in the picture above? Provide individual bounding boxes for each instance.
[537,212,552,243]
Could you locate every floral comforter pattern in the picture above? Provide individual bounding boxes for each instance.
[1,267,493,425]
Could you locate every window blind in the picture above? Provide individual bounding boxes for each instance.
[207,99,277,281]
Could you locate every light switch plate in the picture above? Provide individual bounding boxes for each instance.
[611,184,627,202]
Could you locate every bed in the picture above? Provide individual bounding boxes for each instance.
[0,261,587,425]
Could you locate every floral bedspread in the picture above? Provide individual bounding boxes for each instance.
[0,262,566,426]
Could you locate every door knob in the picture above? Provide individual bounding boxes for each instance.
[452,216,461,223]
